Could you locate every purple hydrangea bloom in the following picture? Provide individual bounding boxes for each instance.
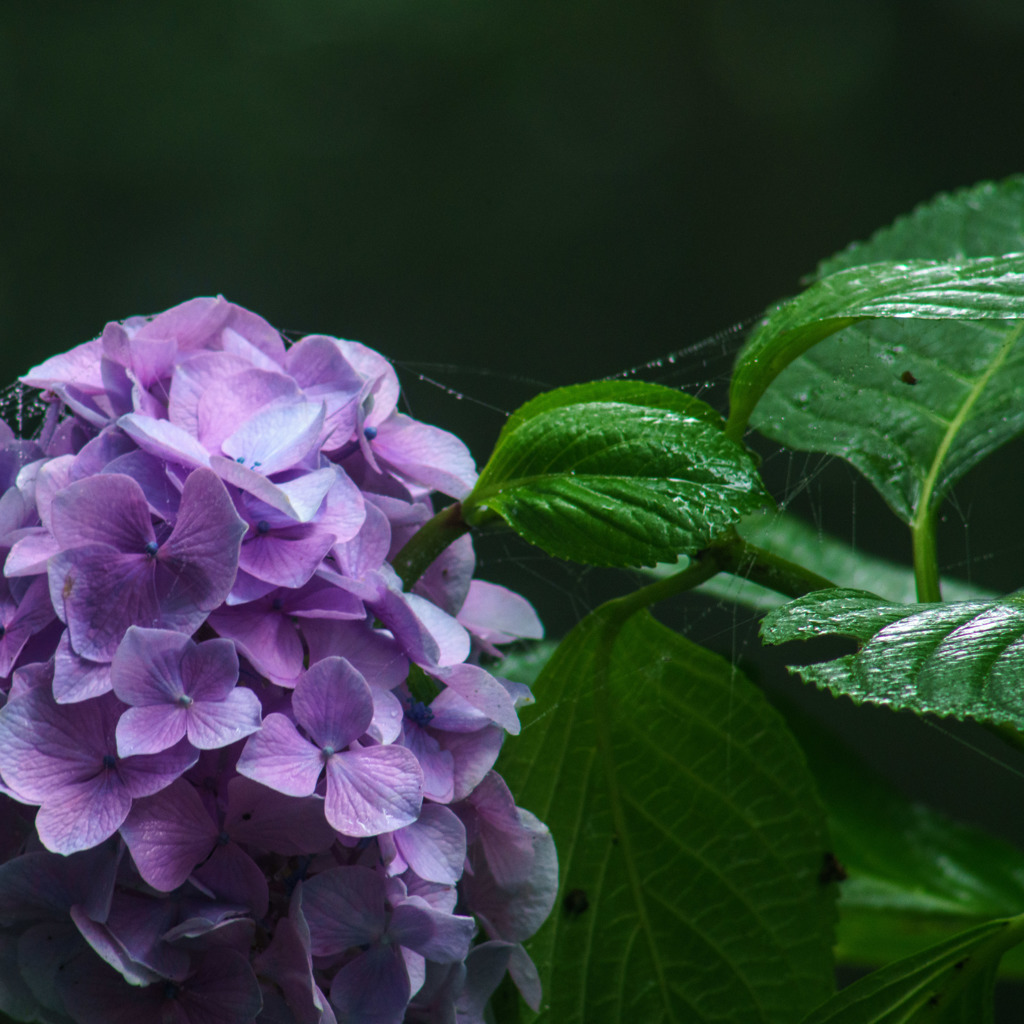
[111,626,261,756]
[0,298,556,1024]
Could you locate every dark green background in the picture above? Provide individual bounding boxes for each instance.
[6,0,1024,1012]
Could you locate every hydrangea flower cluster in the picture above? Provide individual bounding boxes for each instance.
[0,298,556,1024]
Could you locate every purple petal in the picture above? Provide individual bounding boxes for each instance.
[4,528,60,577]
[49,547,157,662]
[208,599,305,684]
[192,841,269,918]
[52,629,114,702]
[292,657,373,750]
[404,726,455,804]
[238,521,334,588]
[301,865,385,954]
[393,804,467,885]
[373,413,478,499]
[235,712,323,797]
[119,778,218,891]
[116,704,188,757]
[118,737,199,798]
[36,773,133,854]
[111,626,192,705]
[185,686,262,750]
[0,688,116,802]
[404,593,470,667]
[50,473,154,552]
[324,745,423,837]
[193,367,301,452]
[223,776,335,854]
[117,412,212,468]
[211,456,335,522]
[329,945,411,1024]
[432,664,520,735]
[221,401,325,475]
[389,897,476,962]
[456,580,544,645]
[156,467,246,615]
[181,635,240,702]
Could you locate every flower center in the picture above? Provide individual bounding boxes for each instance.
[177,694,194,707]
[405,699,434,727]
[102,754,117,769]
[144,540,159,556]
[256,519,271,535]
[363,425,378,441]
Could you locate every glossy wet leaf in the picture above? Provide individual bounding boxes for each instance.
[799,915,1024,1023]
[761,588,1024,728]
[727,252,1024,443]
[496,606,835,1023]
[746,176,1024,523]
[464,381,771,567]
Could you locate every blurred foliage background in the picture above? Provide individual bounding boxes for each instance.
[7,3,1024,1007]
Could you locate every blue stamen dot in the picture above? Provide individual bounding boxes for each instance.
[144,540,159,556]
[217,831,231,846]
[321,745,335,761]
[256,520,271,535]
[177,694,194,707]
[0,625,5,639]
[272,597,284,611]
[102,755,117,769]
[163,982,181,1000]
[252,461,262,468]
[363,425,378,441]
[235,456,245,464]
[406,700,433,727]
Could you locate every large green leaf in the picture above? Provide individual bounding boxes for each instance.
[463,381,771,567]
[776,698,1024,977]
[799,915,1024,1024]
[744,177,1024,524]
[646,510,993,613]
[761,588,1024,728]
[727,253,1024,443]
[496,605,836,1023]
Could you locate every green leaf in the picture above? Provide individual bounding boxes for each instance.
[464,381,772,567]
[497,606,836,1023]
[645,511,993,612]
[776,698,1024,976]
[727,252,1024,443]
[761,588,1024,728]
[745,177,1024,524]
[798,915,1024,1024]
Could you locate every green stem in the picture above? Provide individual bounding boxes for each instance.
[391,502,471,589]
[912,504,942,603]
[711,531,836,598]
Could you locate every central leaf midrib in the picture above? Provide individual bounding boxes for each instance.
[913,319,1024,525]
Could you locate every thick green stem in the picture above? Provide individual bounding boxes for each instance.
[711,531,836,598]
[391,502,471,589]
[912,504,942,603]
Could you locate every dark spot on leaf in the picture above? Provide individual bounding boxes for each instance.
[563,889,589,918]
[900,370,918,385]
[928,994,940,1007]
[818,851,848,884]
[954,958,968,970]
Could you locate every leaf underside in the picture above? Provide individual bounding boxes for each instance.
[497,608,835,1024]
